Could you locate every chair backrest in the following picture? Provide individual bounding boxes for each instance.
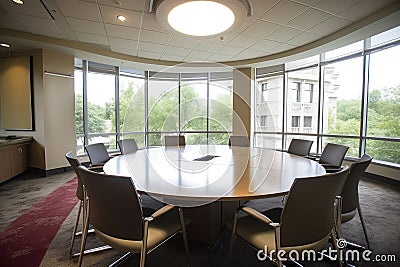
[228,136,250,147]
[65,151,84,201]
[279,167,349,247]
[319,143,349,167]
[287,139,313,156]
[85,143,110,165]
[117,138,139,154]
[341,154,372,214]
[164,135,185,147]
[77,166,144,240]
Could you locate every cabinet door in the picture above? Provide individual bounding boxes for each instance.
[10,145,27,177]
[0,148,12,183]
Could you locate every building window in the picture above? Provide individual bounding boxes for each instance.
[304,116,312,127]
[293,82,301,102]
[261,83,268,102]
[260,115,267,126]
[304,83,313,103]
[291,116,300,127]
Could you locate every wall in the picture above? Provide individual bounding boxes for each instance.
[232,68,253,137]
[0,49,75,172]
[42,49,75,170]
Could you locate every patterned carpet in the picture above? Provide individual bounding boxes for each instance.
[0,170,399,266]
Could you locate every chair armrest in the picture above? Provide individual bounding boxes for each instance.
[88,165,104,172]
[240,206,279,227]
[322,164,344,173]
[149,204,176,220]
[305,155,319,161]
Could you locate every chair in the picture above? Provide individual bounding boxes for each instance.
[117,138,139,154]
[65,151,109,257]
[76,166,190,267]
[228,135,250,147]
[336,154,372,249]
[315,143,349,172]
[228,167,349,267]
[164,135,185,147]
[287,139,313,156]
[85,143,110,166]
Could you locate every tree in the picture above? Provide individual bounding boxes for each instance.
[75,94,107,134]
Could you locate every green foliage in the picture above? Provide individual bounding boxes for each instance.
[75,94,107,134]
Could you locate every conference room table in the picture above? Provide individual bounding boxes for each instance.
[104,145,325,244]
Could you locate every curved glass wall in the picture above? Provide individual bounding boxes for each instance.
[255,25,400,166]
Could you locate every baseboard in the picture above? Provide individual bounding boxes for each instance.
[363,172,400,187]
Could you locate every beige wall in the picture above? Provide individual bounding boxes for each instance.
[42,49,75,170]
[232,68,254,137]
[0,49,75,171]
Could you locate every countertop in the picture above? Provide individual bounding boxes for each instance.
[0,136,33,148]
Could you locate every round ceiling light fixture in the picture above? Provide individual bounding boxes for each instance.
[156,0,249,38]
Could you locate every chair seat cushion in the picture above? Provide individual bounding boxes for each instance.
[227,208,330,254]
[95,209,188,253]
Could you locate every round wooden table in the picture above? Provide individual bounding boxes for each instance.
[104,145,325,206]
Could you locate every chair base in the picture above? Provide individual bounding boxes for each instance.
[72,245,112,257]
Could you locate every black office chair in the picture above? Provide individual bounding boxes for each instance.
[117,138,139,154]
[336,154,372,249]
[65,151,110,257]
[76,166,190,267]
[228,167,349,267]
[85,143,110,167]
[287,139,313,156]
[228,135,250,147]
[164,135,186,147]
[308,143,349,172]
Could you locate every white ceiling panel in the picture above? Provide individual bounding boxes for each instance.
[66,17,106,35]
[138,41,166,53]
[250,39,281,51]
[0,8,27,32]
[287,8,332,30]
[97,0,146,12]
[287,31,321,45]
[250,0,280,17]
[163,46,191,57]
[169,36,201,49]
[0,0,51,19]
[266,26,303,42]
[110,46,137,56]
[160,54,185,61]
[104,24,139,40]
[186,50,212,60]
[227,34,261,48]
[261,0,309,24]
[313,0,360,15]
[207,54,233,62]
[243,20,281,38]
[139,29,172,44]
[338,0,396,22]
[234,49,265,60]
[291,0,323,7]
[141,13,168,32]
[268,43,297,54]
[195,41,225,52]
[99,5,142,27]
[13,14,64,38]
[55,0,102,22]
[216,45,245,56]
[108,37,138,49]
[75,32,109,45]
[308,16,352,36]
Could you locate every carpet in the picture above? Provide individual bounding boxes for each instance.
[0,177,78,267]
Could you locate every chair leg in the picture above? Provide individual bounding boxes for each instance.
[330,229,343,267]
[70,200,82,256]
[228,209,239,265]
[140,220,150,267]
[78,198,90,267]
[357,204,370,249]
[178,207,190,261]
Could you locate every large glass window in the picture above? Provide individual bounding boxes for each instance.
[74,68,84,155]
[366,45,400,163]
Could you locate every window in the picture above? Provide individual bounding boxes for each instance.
[304,116,312,128]
[304,83,313,103]
[291,116,300,127]
[261,83,268,102]
[293,82,301,102]
[260,116,267,126]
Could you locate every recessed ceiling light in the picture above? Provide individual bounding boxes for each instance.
[117,15,126,22]
[156,0,248,38]
[0,43,10,48]
[12,0,24,5]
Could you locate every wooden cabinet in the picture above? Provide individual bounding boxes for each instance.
[0,144,28,183]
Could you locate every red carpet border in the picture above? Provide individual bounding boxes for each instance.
[0,177,79,267]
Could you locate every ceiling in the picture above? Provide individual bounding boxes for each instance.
[0,0,400,68]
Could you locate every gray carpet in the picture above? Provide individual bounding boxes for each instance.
[0,170,399,266]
